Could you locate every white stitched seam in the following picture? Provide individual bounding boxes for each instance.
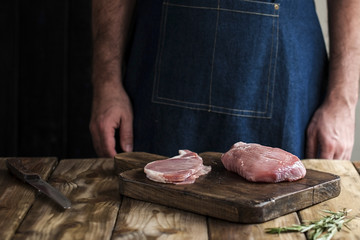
[268,7,281,118]
[152,0,280,118]
[152,99,272,118]
[164,2,279,18]
[237,0,279,5]
[208,0,220,112]
[154,96,269,113]
[152,0,170,103]
[262,9,276,115]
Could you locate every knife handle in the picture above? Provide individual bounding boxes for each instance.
[6,159,40,181]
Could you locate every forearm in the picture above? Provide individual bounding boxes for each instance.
[306,1,360,160]
[326,0,360,110]
[91,0,136,93]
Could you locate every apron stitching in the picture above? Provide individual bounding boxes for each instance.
[164,2,279,18]
[152,1,170,102]
[166,0,281,6]
[208,0,221,112]
[152,0,280,118]
[235,0,280,5]
[263,10,276,116]
[151,99,273,118]
[153,97,270,113]
[268,6,281,118]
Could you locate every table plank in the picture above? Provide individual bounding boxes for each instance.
[12,158,120,240]
[300,160,360,239]
[112,197,208,240]
[208,213,306,240]
[114,152,165,175]
[353,161,360,175]
[0,157,57,240]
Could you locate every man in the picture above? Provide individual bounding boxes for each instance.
[90,0,359,160]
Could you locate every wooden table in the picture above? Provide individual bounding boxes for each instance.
[1,156,360,240]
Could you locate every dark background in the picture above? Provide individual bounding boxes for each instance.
[1,0,97,158]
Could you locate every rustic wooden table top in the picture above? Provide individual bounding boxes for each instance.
[1,156,360,240]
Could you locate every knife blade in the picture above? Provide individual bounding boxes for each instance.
[6,158,71,209]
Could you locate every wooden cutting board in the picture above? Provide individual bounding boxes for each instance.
[115,152,341,223]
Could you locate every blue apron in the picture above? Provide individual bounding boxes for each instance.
[124,0,328,158]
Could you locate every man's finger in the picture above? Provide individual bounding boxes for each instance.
[120,115,133,152]
[318,139,336,159]
[306,129,318,159]
[101,124,118,157]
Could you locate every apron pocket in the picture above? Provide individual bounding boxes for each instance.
[153,0,280,118]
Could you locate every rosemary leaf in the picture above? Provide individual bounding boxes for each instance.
[265,209,354,240]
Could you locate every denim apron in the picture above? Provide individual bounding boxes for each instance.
[124,0,328,158]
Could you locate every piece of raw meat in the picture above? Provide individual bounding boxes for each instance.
[221,142,306,183]
[144,150,211,184]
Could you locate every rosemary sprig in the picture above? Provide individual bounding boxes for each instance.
[266,209,354,240]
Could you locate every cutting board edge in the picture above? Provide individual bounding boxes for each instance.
[118,173,341,223]
[312,177,341,204]
[115,152,343,223]
[119,175,255,223]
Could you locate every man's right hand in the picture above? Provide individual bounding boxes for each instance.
[89,84,133,157]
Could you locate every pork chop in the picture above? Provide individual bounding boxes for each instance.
[221,142,306,183]
[144,150,211,184]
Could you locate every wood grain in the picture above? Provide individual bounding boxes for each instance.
[112,197,208,240]
[0,157,58,240]
[300,160,360,239]
[117,152,340,223]
[13,158,120,240]
[208,213,306,240]
[114,152,166,174]
[353,161,360,175]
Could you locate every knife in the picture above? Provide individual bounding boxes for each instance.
[6,158,71,209]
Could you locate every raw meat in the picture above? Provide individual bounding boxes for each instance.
[144,150,211,184]
[221,142,306,183]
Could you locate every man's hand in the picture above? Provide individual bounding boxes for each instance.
[90,85,133,157]
[306,0,359,160]
[90,0,136,157]
[306,100,355,160]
